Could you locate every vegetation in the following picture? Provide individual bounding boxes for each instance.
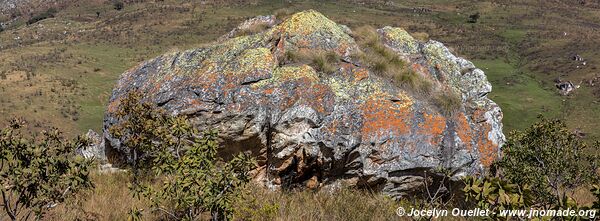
[234,23,270,37]
[432,90,462,116]
[26,8,57,25]
[463,176,533,219]
[2,0,600,138]
[109,91,255,220]
[497,117,600,207]
[352,26,432,94]
[284,50,340,74]
[468,12,480,23]
[112,1,124,11]
[0,118,94,220]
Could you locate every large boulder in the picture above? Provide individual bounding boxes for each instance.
[103,10,504,198]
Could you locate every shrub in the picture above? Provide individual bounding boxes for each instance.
[497,117,600,207]
[0,118,94,220]
[463,176,533,220]
[468,12,480,23]
[109,91,255,220]
[112,1,124,11]
[592,185,600,210]
[26,8,57,25]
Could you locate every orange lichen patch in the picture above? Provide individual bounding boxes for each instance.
[418,113,446,145]
[298,83,334,114]
[454,112,473,151]
[353,67,369,82]
[360,93,414,142]
[453,111,499,167]
[476,123,498,167]
[263,88,275,95]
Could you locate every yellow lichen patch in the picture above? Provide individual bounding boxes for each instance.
[381,26,418,54]
[418,113,446,145]
[273,10,356,55]
[230,47,275,75]
[361,92,414,142]
[276,10,343,37]
[252,65,318,88]
[394,91,414,109]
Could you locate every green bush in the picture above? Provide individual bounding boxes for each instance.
[468,12,480,23]
[0,118,94,220]
[497,117,600,207]
[592,185,600,210]
[463,176,532,220]
[26,8,57,25]
[109,91,255,220]
[112,1,124,11]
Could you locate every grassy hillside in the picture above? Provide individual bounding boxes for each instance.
[1,0,600,138]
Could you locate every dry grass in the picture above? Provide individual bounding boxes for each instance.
[284,50,340,74]
[41,173,413,221]
[432,90,462,116]
[233,184,410,221]
[234,23,271,37]
[45,172,156,221]
[352,26,432,95]
[273,8,294,21]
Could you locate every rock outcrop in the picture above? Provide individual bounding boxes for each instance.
[103,10,504,198]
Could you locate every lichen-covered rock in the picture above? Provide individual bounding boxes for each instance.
[103,10,505,198]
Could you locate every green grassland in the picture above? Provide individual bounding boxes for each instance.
[1,0,600,138]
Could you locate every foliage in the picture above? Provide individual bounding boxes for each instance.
[26,8,57,25]
[0,118,94,220]
[592,185,600,210]
[463,176,533,220]
[468,12,480,23]
[109,91,255,220]
[497,117,600,207]
[112,1,124,11]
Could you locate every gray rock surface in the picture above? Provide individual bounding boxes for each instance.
[103,10,505,198]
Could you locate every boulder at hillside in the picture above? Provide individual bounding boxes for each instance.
[103,10,504,198]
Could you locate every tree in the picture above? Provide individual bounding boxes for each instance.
[109,91,255,220]
[468,12,480,23]
[497,117,599,208]
[0,118,94,220]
